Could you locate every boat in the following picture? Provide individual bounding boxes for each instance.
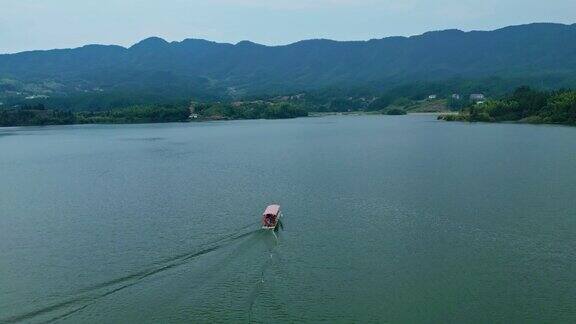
[261,204,282,230]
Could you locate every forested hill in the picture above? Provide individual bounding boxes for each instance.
[1,23,576,105]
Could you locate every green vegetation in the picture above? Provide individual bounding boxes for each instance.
[0,104,189,127]
[0,105,76,126]
[367,95,451,114]
[384,108,407,115]
[76,105,190,124]
[3,86,575,127]
[2,23,576,103]
[439,87,576,125]
[195,102,308,120]
[0,101,307,127]
[2,74,569,117]
[403,99,449,113]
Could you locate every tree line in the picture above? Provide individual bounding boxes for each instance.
[440,87,576,125]
[0,104,189,127]
[0,101,308,127]
[195,102,308,120]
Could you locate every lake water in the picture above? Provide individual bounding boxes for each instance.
[1,115,575,323]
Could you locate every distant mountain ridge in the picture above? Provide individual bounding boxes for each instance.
[1,22,576,104]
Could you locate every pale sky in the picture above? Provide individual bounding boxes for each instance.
[1,0,575,53]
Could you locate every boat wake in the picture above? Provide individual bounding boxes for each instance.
[1,221,261,324]
[247,220,284,322]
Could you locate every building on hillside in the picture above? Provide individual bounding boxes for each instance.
[189,100,198,119]
[451,94,461,100]
[470,94,485,101]
[25,95,49,100]
[428,94,437,99]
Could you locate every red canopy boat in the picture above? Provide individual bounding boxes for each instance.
[261,204,282,230]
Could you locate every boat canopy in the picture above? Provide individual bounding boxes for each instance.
[263,204,280,216]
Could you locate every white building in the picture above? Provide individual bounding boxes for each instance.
[470,94,485,101]
[428,94,437,100]
[24,95,49,100]
[189,100,199,119]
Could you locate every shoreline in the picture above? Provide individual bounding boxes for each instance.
[438,115,576,127]
[0,111,418,128]
[0,111,461,129]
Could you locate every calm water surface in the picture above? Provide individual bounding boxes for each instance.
[1,115,575,323]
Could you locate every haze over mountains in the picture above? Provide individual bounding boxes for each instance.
[1,22,575,108]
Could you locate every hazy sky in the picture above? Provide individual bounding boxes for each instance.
[1,0,575,53]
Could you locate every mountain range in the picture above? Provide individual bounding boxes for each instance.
[1,22,575,108]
